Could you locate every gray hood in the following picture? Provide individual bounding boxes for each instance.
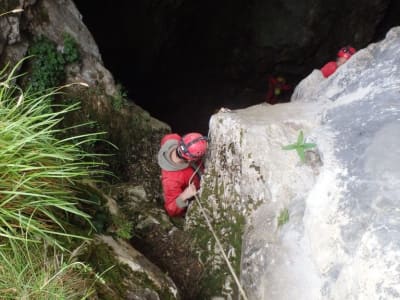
[157,139,189,171]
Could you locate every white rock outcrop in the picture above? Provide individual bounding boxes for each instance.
[201,27,400,300]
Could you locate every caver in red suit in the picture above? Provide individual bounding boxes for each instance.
[266,76,292,104]
[321,46,356,78]
[157,133,208,217]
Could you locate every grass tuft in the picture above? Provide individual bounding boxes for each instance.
[0,57,114,298]
[0,62,110,248]
[0,239,97,299]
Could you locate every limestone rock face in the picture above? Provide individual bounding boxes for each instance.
[198,27,400,299]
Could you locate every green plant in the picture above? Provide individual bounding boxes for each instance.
[282,130,316,163]
[0,61,110,249]
[27,34,81,94]
[0,239,99,299]
[277,208,289,227]
[63,33,81,64]
[111,83,127,110]
[112,215,133,240]
[0,59,117,299]
[28,36,66,93]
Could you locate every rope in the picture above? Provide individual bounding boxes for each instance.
[189,163,249,300]
[194,193,249,300]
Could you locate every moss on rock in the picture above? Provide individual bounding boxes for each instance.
[185,169,246,299]
[58,85,169,201]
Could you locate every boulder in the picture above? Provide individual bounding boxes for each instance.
[188,27,400,299]
[83,235,180,299]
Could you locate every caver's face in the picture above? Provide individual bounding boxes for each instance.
[337,57,348,66]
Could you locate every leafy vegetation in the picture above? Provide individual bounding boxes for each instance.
[0,60,110,297]
[282,130,316,163]
[27,34,81,94]
[111,215,134,240]
[63,33,81,64]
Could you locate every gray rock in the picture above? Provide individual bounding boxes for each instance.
[87,235,180,299]
[198,27,400,299]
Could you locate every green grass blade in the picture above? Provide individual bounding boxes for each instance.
[282,144,298,150]
[303,143,316,149]
[297,130,304,144]
[296,148,306,162]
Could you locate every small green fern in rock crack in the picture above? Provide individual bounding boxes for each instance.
[282,131,316,163]
[112,215,133,240]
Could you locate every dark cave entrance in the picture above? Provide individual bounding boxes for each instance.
[73,1,400,134]
[71,1,400,298]
[73,1,298,134]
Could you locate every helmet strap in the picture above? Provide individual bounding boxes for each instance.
[176,147,186,160]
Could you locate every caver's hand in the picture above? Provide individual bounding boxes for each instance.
[180,183,197,200]
[176,183,197,209]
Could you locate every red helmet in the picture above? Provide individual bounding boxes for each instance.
[337,46,356,59]
[177,132,208,161]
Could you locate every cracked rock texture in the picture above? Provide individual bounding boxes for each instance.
[200,27,400,299]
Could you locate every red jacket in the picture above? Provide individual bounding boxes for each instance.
[159,134,202,217]
[320,61,338,78]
